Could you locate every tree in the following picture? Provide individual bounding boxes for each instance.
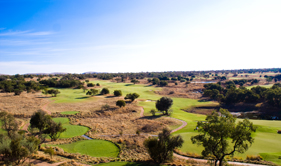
[47,89,60,97]
[86,89,99,96]
[0,111,19,138]
[100,88,109,95]
[159,80,168,86]
[116,100,126,108]
[155,97,173,115]
[87,83,95,87]
[191,108,256,166]
[114,90,122,96]
[131,79,140,84]
[44,121,66,141]
[124,93,140,102]
[144,128,183,163]
[152,78,160,85]
[30,110,52,133]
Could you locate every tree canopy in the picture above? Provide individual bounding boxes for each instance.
[144,128,183,163]
[155,97,173,115]
[191,108,256,166]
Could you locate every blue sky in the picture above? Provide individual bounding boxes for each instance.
[0,0,281,74]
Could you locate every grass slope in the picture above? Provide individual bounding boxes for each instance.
[51,140,119,157]
[52,118,89,138]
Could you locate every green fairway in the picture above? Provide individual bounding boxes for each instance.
[60,111,80,115]
[246,84,273,89]
[50,140,119,157]
[49,88,101,103]
[260,152,281,165]
[52,118,89,138]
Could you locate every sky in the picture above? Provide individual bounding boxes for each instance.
[0,0,281,75]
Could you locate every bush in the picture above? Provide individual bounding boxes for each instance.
[278,130,281,134]
[116,100,126,108]
[124,93,140,101]
[96,83,100,86]
[180,79,186,82]
[144,128,183,163]
[114,90,122,96]
[159,80,168,86]
[246,155,263,161]
[100,88,109,95]
[87,83,95,87]
[150,109,156,116]
[101,104,110,110]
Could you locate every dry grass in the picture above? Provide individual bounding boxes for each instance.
[0,92,49,115]
[155,82,204,99]
[72,104,181,136]
[47,96,124,113]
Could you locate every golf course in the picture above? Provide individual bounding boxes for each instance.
[45,80,281,165]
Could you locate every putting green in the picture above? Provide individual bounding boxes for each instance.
[52,118,89,138]
[51,140,119,157]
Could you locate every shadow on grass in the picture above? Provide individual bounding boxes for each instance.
[75,96,90,99]
[125,84,134,86]
[105,96,116,98]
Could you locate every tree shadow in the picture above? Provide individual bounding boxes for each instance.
[105,96,116,98]
[124,161,161,166]
[75,96,89,99]
[125,84,134,86]
[36,96,52,98]
[138,115,163,120]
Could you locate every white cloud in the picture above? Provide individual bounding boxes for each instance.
[0,30,55,36]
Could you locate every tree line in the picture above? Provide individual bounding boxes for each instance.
[203,82,281,108]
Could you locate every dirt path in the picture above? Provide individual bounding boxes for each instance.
[139,106,144,117]
[42,101,52,115]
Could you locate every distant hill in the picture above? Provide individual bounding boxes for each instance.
[83,71,108,74]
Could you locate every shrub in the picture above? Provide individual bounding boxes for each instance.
[101,104,110,110]
[100,88,109,95]
[278,130,281,134]
[96,83,100,86]
[87,83,95,87]
[159,80,168,86]
[114,90,122,96]
[144,128,183,163]
[175,82,178,85]
[246,155,263,161]
[116,100,126,108]
[124,93,140,101]
[150,109,156,116]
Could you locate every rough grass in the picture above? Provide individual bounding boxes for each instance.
[60,111,80,115]
[50,139,119,157]
[0,92,48,115]
[52,118,89,138]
